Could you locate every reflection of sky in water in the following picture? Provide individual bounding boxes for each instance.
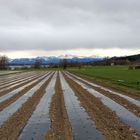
[0,73,52,126]
[68,72,140,106]
[67,73,140,136]
[0,74,40,92]
[60,72,103,140]
[18,73,57,140]
[0,73,48,103]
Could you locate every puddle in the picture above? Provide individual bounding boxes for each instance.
[66,74,140,136]
[0,71,20,76]
[0,73,43,92]
[18,72,57,140]
[0,72,34,86]
[67,72,140,107]
[0,72,53,126]
[100,87,140,107]
[0,72,44,87]
[0,72,50,103]
[60,72,103,140]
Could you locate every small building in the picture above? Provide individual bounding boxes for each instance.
[129,61,140,70]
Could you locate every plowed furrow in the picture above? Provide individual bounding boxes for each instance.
[46,73,73,140]
[0,74,53,140]
[0,74,48,111]
[64,74,139,140]
[68,73,140,117]
[0,73,44,97]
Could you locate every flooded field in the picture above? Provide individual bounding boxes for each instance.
[0,71,140,140]
[0,71,20,76]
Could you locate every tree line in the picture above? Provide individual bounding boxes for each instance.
[0,55,9,70]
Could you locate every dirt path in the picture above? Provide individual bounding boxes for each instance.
[46,73,73,140]
[64,73,139,140]
[0,74,48,111]
[0,74,53,140]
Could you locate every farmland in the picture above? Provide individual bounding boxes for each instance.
[68,66,140,93]
[0,71,20,76]
[0,70,140,140]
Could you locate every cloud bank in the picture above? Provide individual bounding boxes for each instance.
[0,0,140,57]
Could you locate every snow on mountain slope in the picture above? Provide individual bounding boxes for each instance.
[9,55,103,65]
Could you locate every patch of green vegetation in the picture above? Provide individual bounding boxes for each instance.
[68,65,140,91]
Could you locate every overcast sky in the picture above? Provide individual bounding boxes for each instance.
[0,0,140,58]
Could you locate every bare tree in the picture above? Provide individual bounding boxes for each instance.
[0,55,9,70]
[60,59,68,69]
[34,58,43,69]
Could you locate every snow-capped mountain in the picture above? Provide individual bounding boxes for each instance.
[9,55,103,65]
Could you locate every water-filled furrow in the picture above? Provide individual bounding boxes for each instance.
[60,72,103,140]
[18,72,57,140]
[0,72,34,86]
[0,73,43,91]
[0,72,53,126]
[0,72,50,103]
[66,73,140,136]
[67,72,140,107]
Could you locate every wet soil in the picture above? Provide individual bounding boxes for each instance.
[64,74,139,140]
[46,74,73,140]
[69,74,140,117]
[93,88,140,117]
[0,74,43,97]
[70,72,140,100]
[0,75,53,140]
[0,75,47,111]
[0,73,36,90]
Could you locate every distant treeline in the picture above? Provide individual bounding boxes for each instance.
[1,54,140,70]
[54,54,140,69]
[0,55,9,70]
[110,54,140,62]
[92,54,140,66]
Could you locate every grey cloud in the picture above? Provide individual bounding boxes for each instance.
[0,0,140,52]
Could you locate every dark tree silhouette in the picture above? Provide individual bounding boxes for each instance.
[0,55,9,70]
[34,58,43,69]
[61,59,68,69]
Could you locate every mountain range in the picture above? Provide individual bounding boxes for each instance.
[9,55,103,65]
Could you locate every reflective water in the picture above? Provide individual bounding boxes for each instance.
[0,72,50,103]
[0,72,34,86]
[60,72,103,140]
[0,72,53,126]
[18,72,57,140]
[0,73,43,92]
[67,72,140,107]
[66,73,140,136]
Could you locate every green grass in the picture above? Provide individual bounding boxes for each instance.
[68,65,140,91]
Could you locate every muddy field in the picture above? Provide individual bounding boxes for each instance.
[0,71,140,140]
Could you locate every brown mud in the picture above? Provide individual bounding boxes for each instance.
[70,72,140,100]
[0,75,47,111]
[64,74,139,140]
[69,73,140,117]
[46,74,73,140]
[0,74,44,97]
[0,75,53,140]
